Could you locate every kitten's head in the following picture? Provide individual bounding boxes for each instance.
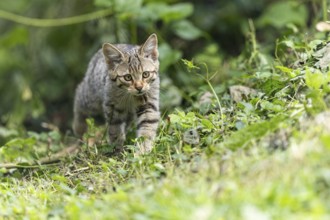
[102,34,159,96]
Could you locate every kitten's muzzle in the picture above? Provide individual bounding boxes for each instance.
[134,82,143,91]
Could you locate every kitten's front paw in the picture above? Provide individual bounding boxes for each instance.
[135,139,153,156]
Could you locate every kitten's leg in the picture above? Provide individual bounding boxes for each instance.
[135,102,160,154]
[73,90,88,137]
[104,105,127,153]
[73,111,88,137]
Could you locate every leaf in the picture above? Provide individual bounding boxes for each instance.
[0,127,18,139]
[324,72,330,92]
[181,59,200,71]
[321,134,330,149]
[186,112,196,118]
[275,66,296,78]
[139,2,193,23]
[220,115,287,150]
[306,90,327,114]
[138,2,168,22]
[95,0,142,16]
[158,43,182,72]
[116,0,142,18]
[260,78,286,95]
[305,69,324,90]
[201,119,214,130]
[256,1,308,29]
[168,114,181,124]
[160,77,182,109]
[94,0,113,7]
[255,71,272,79]
[4,137,33,147]
[152,163,165,171]
[280,40,295,49]
[260,100,283,112]
[160,3,194,23]
[0,26,28,48]
[173,20,203,40]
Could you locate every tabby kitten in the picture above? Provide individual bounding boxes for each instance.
[73,34,160,155]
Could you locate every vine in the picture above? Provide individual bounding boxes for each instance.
[0,8,113,27]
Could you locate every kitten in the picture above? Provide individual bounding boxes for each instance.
[73,34,160,155]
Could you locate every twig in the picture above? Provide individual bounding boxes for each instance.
[38,145,79,164]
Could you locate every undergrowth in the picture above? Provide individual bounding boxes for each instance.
[1,31,330,219]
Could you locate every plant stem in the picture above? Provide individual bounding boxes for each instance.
[0,8,113,27]
[206,80,223,117]
[201,63,223,117]
[322,0,328,21]
[248,19,258,65]
[130,20,137,44]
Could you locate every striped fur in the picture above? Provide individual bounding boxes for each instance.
[73,34,160,154]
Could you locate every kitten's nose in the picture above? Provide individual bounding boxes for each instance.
[135,82,143,92]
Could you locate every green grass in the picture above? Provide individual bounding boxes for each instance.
[1,123,330,219]
[1,107,330,219]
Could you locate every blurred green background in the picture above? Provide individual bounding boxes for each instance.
[0,0,322,139]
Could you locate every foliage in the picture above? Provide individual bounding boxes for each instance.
[1,0,330,219]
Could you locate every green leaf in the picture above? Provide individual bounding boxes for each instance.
[116,0,142,18]
[181,59,200,71]
[139,2,193,23]
[0,27,28,48]
[95,0,142,16]
[276,66,296,78]
[94,0,113,7]
[260,100,283,112]
[201,119,214,129]
[324,72,330,92]
[306,90,327,114]
[0,127,18,139]
[305,70,324,90]
[168,114,181,124]
[160,3,193,23]
[158,43,182,72]
[4,137,36,148]
[280,40,295,49]
[186,112,196,118]
[321,134,330,150]
[257,1,308,29]
[220,115,287,150]
[173,20,203,40]
[138,2,168,22]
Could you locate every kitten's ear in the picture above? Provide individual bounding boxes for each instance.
[139,33,158,61]
[102,43,124,78]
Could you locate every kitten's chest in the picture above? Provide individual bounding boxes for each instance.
[112,94,148,112]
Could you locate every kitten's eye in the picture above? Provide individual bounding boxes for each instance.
[123,74,132,81]
[142,71,150,78]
